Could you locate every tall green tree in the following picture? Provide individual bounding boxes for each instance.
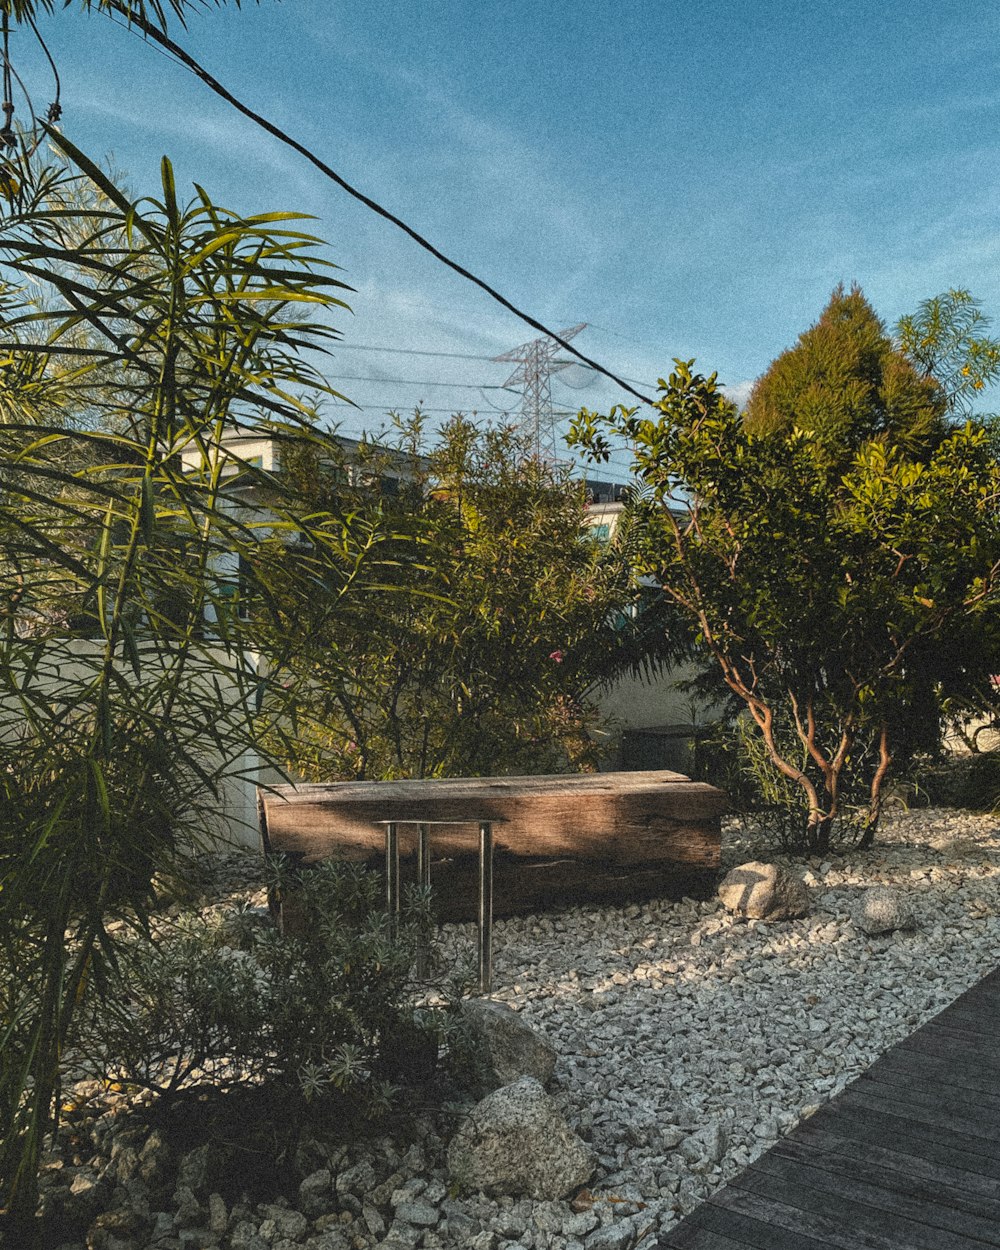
[252,413,668,783]
[743,284,947,462]
[569,346,1000,852]
[894,288,1000,753]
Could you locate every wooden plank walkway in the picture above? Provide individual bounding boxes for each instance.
[660,966,1000,1250]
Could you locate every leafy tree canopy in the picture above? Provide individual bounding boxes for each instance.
[0,1,241,30]
[252,412,671,782]
[896,287,1000,418]
[570,349,1000,853]
[743,283,947,465]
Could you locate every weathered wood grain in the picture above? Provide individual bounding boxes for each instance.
[662,1221,785,1250]
[900,1024,1000,1070]
[772,1134,1000,1224]
[727,1167,971,1249]
[660,965,1000,1248]
[681,1198,839,1249]
[835,1083,1000,1145]
[260,769,726,867]
[399,853,716,920]
[865,1049,1000,1107]
[799,1104,1000,1185]
[786,1120,1000,1204]
[707,1188,905,1249]
[749,1150,1000,1243]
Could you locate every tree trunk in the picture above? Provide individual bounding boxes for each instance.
[805,811,833,853]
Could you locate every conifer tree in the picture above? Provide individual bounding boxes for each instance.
[744,284,947,464]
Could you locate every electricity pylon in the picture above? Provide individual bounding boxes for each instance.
[493,323,587,462]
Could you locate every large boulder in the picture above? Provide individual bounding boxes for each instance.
[460,1000,557,1090]
[447,1076,594,1200]
[856,886,916,935]
[717,861,810,920]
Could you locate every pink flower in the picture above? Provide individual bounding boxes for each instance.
[345,741,358,753]
[549,650,565,663]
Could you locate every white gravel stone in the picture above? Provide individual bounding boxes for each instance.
[433,806,1000,1242]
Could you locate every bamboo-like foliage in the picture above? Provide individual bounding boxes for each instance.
[1,1,238,28]
[0,133,383,1239]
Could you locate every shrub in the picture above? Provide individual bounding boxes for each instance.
[693,714,873,852]
[75,859,449,1124]
[904,750,1000,813]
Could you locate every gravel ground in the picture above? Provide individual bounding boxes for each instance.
[428,805,1000,1245]
[31,805,1000,1250]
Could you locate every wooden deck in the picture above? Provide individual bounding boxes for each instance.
[661,966,1000,1249]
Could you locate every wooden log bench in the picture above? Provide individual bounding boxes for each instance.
[259,769,727,924]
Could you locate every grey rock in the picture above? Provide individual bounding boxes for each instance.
[448,1076,595,1200]
[423,1180,447,1205]
[303,1234,351,1250]
[390,1180,425,1206]
[440,1198,478,1239]
[70,1168,103,1203]
[310,1213,346,1234]
[382,1220,424,1247]
[362,1202,386,1237]
[461,999,558,1089]
[258,1204,309,1242]
[297,1167,333,1218]
[585,1223,635,1250]
[394,1198,440,1226]
[718,862,810,920]
[176,1145,212,1198]
[138,1131,173,1190]
[108,1142,141,1186]
[172,1186,202,1228]
[335,1158,377,1197]
[857,886,917,934]
[207,1193,228,1236]
[678,1120,727,1167]
[563,1210,599,1236]
[85,1206,145,1250]
[176,1230,219,1250]
[227,1220,264,1250]
[150,1211,175,1242]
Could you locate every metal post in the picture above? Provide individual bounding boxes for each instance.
[478,821,494,993]
[385,821,400,935]
[416,823,430,978]
[417,823,431,889]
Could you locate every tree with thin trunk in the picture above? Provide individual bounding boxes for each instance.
[569,321,1000,851]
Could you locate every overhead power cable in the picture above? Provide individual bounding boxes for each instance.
[96,3,656,407]
[333,401,510,416]
[336,343,500,363]
[336,343,660,395]
[335,374,513,391]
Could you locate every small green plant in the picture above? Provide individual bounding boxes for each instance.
[695,714,873,852]
[904,750,1000,813]
[76,858,444,1120]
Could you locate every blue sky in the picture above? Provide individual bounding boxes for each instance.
[14,1,1000,476]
